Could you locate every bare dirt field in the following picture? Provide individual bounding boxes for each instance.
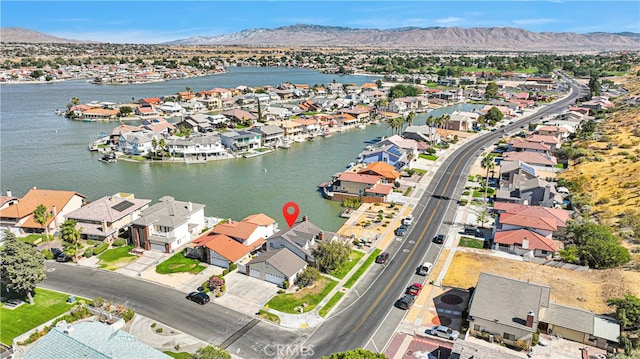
[442,251,640,314]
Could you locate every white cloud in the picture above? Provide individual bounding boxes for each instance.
[513,18,557,25]
[436,17,463,25]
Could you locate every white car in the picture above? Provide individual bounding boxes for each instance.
[430,325,460,340]
[402,215,414,226]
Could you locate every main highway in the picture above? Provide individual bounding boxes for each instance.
[41,73,586,359]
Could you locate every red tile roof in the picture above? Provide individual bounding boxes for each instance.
[493,202,569,227]
[338,172,381,185]
[242,213,275,226]
[499,212,558,231]
[0,188,85,228]
[502,151,557,166]
[494,229,557,252]
[193,233,263,262]
[358,162,400,181]
[365,184,393,195]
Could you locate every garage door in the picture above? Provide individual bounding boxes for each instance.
[209,256,229,269]
[150,242,165,252]
[249,268,260,279]
[265,272,284,285]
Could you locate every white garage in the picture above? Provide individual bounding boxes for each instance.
[246,248,307,288]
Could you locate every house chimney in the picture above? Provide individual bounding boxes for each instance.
[526,310,535,328]
[318,231,325,241]
[187,201,193,211]
[6,190,11,197]
[102,220,108,234]
[51,206,59,227]
[302,214,308,222]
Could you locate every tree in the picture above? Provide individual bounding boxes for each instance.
[485,106,504,125]
[480,154,495,200]
[608,295,640,331]
[151,138,158,157]
[313,241,351,273]
[190,345,231,359]
[33,204,53,251]
[0,231,46,304]
[588,75,601,98]
[562,221,631,268]
[158,138,167,160]
[386,116,404,136]
[296,266,320,288]
[118,106,133,117]
[485,81,499,99]
[476,207,492,229]
[60,219,83,262]
[322,348,386,359]
[405,111,416,126]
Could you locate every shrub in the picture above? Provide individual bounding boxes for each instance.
[93,243,109,255]
[83,249,94,258]
[155,327,163,333]
[228,262,238,272]
[282,280,289,289]
[514,340,529,351]
[42,249,54,260]
[92,297,105,308]
[222,269,229,276]
[112,238,126,247]
[120,308,135,322]
[151,322,157,328]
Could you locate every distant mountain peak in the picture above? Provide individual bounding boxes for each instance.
[0,27,93,43]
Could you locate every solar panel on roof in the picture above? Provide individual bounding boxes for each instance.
[111,200,135,212]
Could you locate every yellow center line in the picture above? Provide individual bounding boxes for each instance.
[352,145,476,333]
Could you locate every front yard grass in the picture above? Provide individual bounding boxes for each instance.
[419,154,438,161]
[458,236,485,249]
[156,251,206,274]
[266,277,338,313]
[258,309,280,324]
[330,250,365,279]
[319,291,345,317]
[97,245,137,271]
[0,288,87,346]
[163,352,192,359]
[343,249,380,288]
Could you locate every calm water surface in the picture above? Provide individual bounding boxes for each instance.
[0,67,480,231]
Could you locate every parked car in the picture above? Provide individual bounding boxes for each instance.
[417,262,433,276]
[430,325,460,340]
[375,252,390,264]
[463,227,483,238]
[395,225,407,236]
[433,234,445,244]
[55,253,72,262]
[402,215,414,226]
[406,283,423,296]
[50,248,63,258]
[186,291,210,305]
[396,294,416,310]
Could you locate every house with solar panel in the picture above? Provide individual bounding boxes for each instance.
[64,193,151,242]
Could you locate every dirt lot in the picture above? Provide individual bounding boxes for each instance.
[442,251,640,314]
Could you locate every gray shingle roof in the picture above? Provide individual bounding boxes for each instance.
[249,248,307,277]
[540,302,594,335]
[469,272,550,333]
[66,195,151,223]
[132,196,204,228]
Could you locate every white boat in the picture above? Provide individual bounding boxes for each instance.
[357,124,366,129]
[277,139,291,149]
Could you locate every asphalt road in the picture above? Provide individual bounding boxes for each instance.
[40,74,586,359]
[301,74,586,358]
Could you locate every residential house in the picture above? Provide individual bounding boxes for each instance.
[158,102,184,116]
[117,131,158,155]
[357,161,401,184]
[259,125,285,147]
[193,213,276,268]
[265,215,338,264]
[446,110,480,131]
[293,118,322,136]
[524,134,561,151]
[328,172,394,203]
[497,160,538,190]
[341,107,372,123]
[64,193,151,241]
[266,106,292,119]
[376,134,428,158]
[501,151,558,168]
[135,104,159,118]
[481,105,513,118]
[222,109,257,124]
[498,177,562,208]
[468,272,619,351]
[130,196,206,253]
[273,119,304,139]
[24,321,169,359]
[166,135,228,161]
[403,125,440,144]
[80,107,120,121]
[175,114,214,133]
[245,248,307,287]
[358,144,407,170]
[493,202,569,239]
[493,228,557,258]
[508,139,552,155]
[220,130,262,152]
[536,125,569,140]
[140,118,175,135]
[110,123,143,145]
[0,187,86,235]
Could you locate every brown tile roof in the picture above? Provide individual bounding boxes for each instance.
[365,183,393,195]
[211,220,258,242]
[494,229,557,252]
[499,212,557,231]
[493,202,569,227]
[502,151,557,166]
[194,233,263,262]
[357,161,400,181]
[0,188,85,227]
[242,213,276,226]
[338,172,381,185]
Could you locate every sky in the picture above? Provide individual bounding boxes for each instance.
[2,1,639,44]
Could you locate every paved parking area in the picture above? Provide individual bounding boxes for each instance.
[215,272,278,316]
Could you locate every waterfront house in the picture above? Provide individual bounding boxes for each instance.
[293,118,322,136]
[266,106,292,119]
[357,161,401,184]
[64,193,151,242]
[341,106,372,123]
[130,196,205,253]
[272,119,304,139]
[358,144,407,170]
[265,215,338,264]
[403,125,441,144]
[192,213,277,268]
[330,113,359,128]
[245,248,307,287]
[166,134,228,161]
[220,130,262,152]
[117,132,157,156]
[328,172,394,203]
[374,135,427,157]
[135,104,159,118]
[446,110,480,131]
[259,125,285,147]
[468,272,619,351]
[80,107,120,121]
[0,187,86,236]
[222,109,257,125]
[158,102,185,116]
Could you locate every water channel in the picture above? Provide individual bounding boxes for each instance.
[1,67,481,231]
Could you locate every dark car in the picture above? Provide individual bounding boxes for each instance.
[50,248,63,258]
[395,225,407,236]
[433,234,445,244]
[396,294,416,310]
[375,252,390,264]
[55,253,72,262]
[463,227,483,238]
[186,291,210,305]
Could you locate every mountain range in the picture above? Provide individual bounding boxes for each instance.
[2,25,640,51]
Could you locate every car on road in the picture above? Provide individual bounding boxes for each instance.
[417,262,433,276]
[430,325,460,340]
[433,234,445,244]
[402,215,414,226]
[395,225,407,236]
[396,294,416,310]
[186,291,210,305]
[406,283,423,296]
[375,252,390,264]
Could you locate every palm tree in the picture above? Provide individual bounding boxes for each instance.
[480,154,495,201]
[159,138,167,160]
[151,138,158,158]
[386,116,404,135]
[33,204,52,251]
[60,219,82,262]
[406,111,416,127]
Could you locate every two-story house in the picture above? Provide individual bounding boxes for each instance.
[220,130,262,152]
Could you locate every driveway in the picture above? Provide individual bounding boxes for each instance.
[215,272,278,316]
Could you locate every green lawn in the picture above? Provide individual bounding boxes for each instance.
[0,288,87,346]
[266,277,338,313]
[97,245,137,271]
[472,188,495,198]
[419,154,438,161]
[258,309,281,324]
[156,251,206,274]
[19,234,52,246]
[459,236,485,249]
[319,291,345,317]
[330,250,365,279]
[343,249,380,289]
[163,352,192,359]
